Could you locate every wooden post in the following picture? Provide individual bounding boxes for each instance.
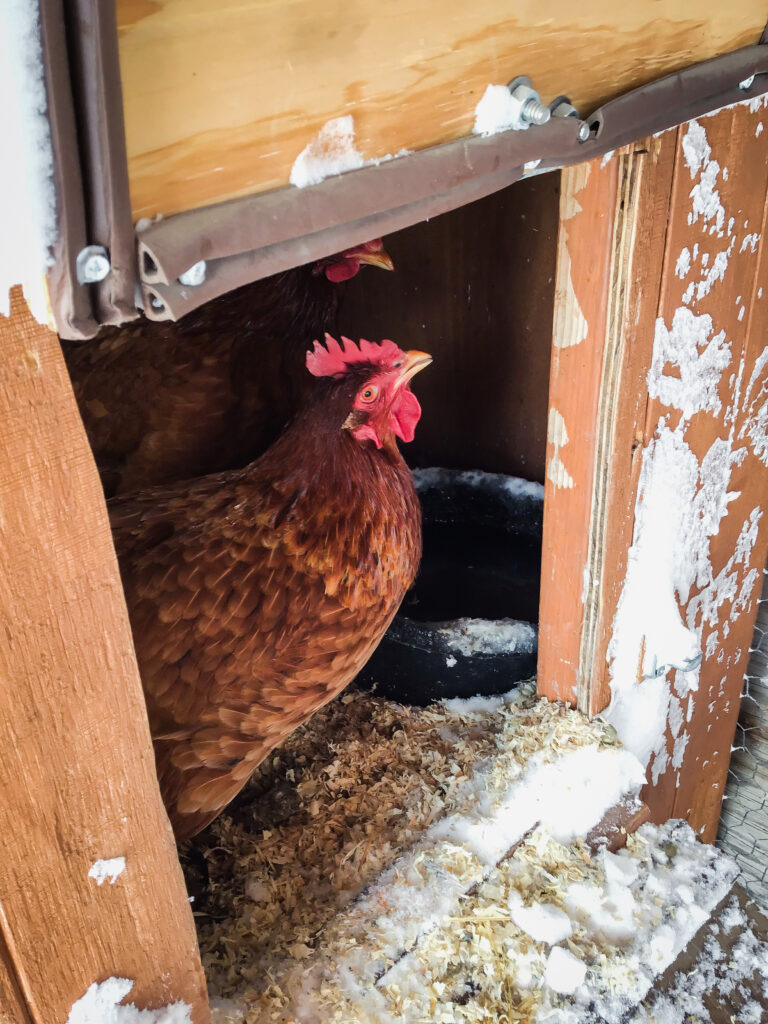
[0,290,210,1022]
[539,100,768,840]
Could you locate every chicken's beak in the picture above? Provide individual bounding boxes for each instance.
[397,350,433,387]
[356,244,395,272]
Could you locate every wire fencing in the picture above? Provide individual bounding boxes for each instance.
[718,567,768,906]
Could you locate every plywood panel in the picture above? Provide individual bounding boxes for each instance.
[338,173,559,481]
[0,290,210,1023]
[116,0,766,219]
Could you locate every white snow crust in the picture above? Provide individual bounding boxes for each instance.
[289,116,409,188]
[88,857,126,886]
[438,617,537,657]
[544,946,586,994]
[473,84,531,136]
[66,978,191,1024]
[412,466,544,502]
[0,0,57,323]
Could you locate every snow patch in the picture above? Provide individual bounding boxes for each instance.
[66,978,191,1024]
[544,946,586,994]
[473,84,533,136]
[289,116,409,188]
[674,247,691,278]
[508,891,573,945]
[438,618,537,658]
[88,857,126,886]
[0,0,57,323]
[648,308,730,418]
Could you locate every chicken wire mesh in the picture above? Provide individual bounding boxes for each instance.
[717,565,768,907]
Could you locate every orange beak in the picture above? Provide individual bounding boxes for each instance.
[397,350,432,387]
[355,243,395,272]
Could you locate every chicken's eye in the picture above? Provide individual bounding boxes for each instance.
[360,385,378,403]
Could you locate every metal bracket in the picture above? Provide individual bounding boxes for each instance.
[644,652,703,681]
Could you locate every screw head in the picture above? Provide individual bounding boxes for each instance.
[76,245,111,284]
[739,74,755,90]
[577,121,591,143]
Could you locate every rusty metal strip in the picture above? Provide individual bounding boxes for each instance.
[137,43,768,324]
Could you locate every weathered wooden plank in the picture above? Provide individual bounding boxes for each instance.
[0,290,210,1022]
[537,157,618,705]
[115,0,766,219]
[540,99,768,841]
[652,101,768,840]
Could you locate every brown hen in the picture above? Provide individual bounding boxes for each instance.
[64,240,393,496]
[109,335,431,840]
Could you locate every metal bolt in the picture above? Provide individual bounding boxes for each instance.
[521,97,551,126]
[507,75,551,129]
[178,260,207,286]
[577,121,592,143]
[550,95,580,120]
[739,74,755,91]
[76,245,111,284]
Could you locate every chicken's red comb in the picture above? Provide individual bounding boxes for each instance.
[306,334,405,378]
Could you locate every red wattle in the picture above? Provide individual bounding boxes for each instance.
[390,389,422,443]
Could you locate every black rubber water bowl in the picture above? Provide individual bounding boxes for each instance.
[356,467,543,705]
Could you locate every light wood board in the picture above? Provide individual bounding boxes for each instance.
[116,0,766,219]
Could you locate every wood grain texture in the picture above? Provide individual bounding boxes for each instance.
[0,290,210,1022]
[537,157,618,705]
[115,0,766,219]
[580,136,678,716]
[339,174,560,482]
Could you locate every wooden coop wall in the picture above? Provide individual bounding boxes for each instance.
[339,174,560,482]
[539,100,768,841]
[115,0,767,219]
[0,292,210,1023]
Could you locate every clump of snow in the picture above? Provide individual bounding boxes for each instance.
[681,119,710,178]
[544,946,586,994]
[66,978,191,1024]
[648,308,730,418]
[88,857,126,886]
[438,617,537,657]
[473,84,531,136]
[0,0,57,323]
[683,120,725,235]
[675,247,691,278]
[289,116,410,188]
[508,891,573,944]
[290,116,364,188]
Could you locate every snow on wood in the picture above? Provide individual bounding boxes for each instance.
[88,857,127,886]
[472,84,530,136]
[0,0,56,323]
[289,115,409,188]
[66,978,191,1024]
[604,109,768,794]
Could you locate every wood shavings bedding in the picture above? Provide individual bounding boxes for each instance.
[184,686,737,1023]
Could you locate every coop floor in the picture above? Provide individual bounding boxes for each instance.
[185,684,767,1024]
